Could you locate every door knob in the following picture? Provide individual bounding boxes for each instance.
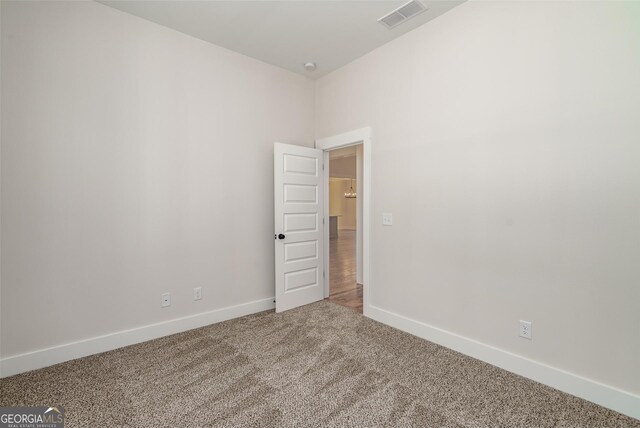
[278,234,285,240]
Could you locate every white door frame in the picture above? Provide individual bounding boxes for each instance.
[316,127,371,315]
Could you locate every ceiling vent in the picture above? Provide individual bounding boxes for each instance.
[378,0,427,29]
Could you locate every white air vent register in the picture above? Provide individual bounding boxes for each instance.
[378,0,428,29]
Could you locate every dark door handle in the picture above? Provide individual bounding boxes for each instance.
[278,234,285,240]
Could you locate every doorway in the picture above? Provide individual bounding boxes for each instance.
[327,147,362,312]
[273,128,370,315]
[316,127,371,316]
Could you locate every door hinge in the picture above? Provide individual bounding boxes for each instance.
[322,163,325,171]
[322,218,325,225]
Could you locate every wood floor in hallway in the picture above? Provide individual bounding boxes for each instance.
[328,229,363,313]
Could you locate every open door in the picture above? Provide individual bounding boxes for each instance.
[274,143,324,313]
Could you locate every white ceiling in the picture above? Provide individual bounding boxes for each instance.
[98,0,464,78]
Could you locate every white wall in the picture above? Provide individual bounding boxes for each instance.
[316,0,640,399]
[329,178,357,230]
[1,1,314,360]
[329,155,357,230]
[329,155,356,178]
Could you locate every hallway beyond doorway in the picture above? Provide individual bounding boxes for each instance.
[328,230,362,313]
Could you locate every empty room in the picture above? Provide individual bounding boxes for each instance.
[1,0,639,427]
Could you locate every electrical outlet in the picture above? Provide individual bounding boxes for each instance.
[382,213,393,226]
[161,293,171,308]
[519,320,532,340]
[193,287,202,301]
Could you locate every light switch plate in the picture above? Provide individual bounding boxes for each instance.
[382,213,393,226]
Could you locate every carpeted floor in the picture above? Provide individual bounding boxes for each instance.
[1,301,637,427]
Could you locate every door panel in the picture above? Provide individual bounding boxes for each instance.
[283,154,318,175]
[284,241,318,263]
[284,267,318,291]
[274,143,324,312]
[284,213,318,232]
[284,185,317,204]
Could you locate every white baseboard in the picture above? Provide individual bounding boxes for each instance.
[0,297,275,378]
[366,304,640,421]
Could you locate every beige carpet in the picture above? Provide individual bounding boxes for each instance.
[1,301,637,427]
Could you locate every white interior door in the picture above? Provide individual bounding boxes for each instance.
[274,143,324,313]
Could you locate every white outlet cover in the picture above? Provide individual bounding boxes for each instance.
[519,320,532,340]
[193,287,202,301]
[382,213,393,226]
